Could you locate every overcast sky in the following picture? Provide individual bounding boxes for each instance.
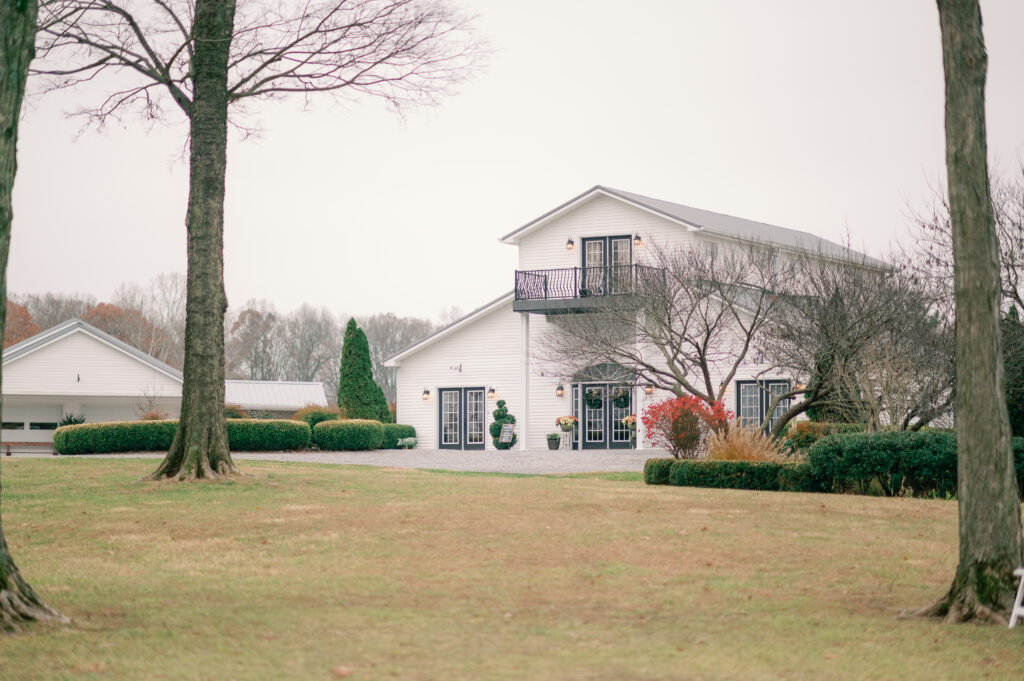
[11,0,1024,321]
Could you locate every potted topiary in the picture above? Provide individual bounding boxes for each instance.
[546,433,561,450]
[489,400,517,450]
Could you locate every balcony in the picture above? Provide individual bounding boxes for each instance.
[513,264,665,313]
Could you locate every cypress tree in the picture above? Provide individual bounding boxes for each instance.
[337,318,390,421]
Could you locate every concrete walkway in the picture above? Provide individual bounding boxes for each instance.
[5,448,659,475]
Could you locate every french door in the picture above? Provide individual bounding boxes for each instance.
[573,383,634,450]
[438,387,486,450]
[581,236,632,296]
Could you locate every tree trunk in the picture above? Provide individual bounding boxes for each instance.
[0,0,66,629]
[923,0,1024,623]
[148,0,238,480]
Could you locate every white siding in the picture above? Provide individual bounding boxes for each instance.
[516,193,697,272]
[3,330,182,399]
[394,299,522,450]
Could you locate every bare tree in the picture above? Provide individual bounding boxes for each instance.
[13,291,96,329]
[0,0,65,629]
[358,312,435,404]
[762,253,954,436]
[920,0,1023,624]
[538,242,788,410]
[34,0,483,479]
[911,166,1024,312]
[282,304,339,383]
[226,300,284,380]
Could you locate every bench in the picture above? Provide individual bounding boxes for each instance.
[1011,567,1024,629]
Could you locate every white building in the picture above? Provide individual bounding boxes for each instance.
[1,318,328,446]
[386,185,873,451]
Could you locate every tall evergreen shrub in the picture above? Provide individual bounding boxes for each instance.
[337,318,390,421]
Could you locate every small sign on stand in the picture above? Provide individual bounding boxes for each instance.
[499,423,515,445]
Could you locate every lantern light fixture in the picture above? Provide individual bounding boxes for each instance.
[421,388,430,401]
[487,387,496,399]
[644,385,655,396]
[633,233,642,247]
[555,384,565,397]
[565,236,575,251]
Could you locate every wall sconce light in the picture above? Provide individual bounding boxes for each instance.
[644,385,654,396]
[565,237,575,251]
[633,233,642,247]
[421,388,430,401]
[794,383,806,391]
[487,387,496,399]
[555,384,565,397]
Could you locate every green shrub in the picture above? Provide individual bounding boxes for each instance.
[54,419,311,454]
[57,413,86,427]
[54,420,177,454]
[643,458,675,485]
[807,431,954,496]
[805,431,1024,498]
[381,423,416,449]
[784,421,866,452]
[489,400,517,450]
[291,404,345,431]
[313,419,384,451]
[226,419,310,451]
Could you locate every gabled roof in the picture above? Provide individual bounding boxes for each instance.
[3,317,184,382]
[225,380,328,411]
[500,185,878,264]
[384,292,514,366]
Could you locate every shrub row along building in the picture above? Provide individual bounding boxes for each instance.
[1,318,327,451]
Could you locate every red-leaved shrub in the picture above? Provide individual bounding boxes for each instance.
[641,396,731,459]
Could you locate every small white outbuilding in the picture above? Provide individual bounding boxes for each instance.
[1,318,328,447]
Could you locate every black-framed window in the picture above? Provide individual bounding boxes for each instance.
[735,380,791,431]
[29,422,58,431]
[2,422,24,430]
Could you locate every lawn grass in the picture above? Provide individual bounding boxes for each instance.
[0,458,1022,680]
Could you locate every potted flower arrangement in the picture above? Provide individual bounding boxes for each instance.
[556,415,577,432]
[546,433,561,450]
[622,413,637,448]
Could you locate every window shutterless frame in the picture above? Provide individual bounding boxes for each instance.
[734,380,791,432]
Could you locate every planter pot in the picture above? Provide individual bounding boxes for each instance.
[547,438,560,450]
[559,424,574,433]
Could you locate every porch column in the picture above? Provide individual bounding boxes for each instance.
[520,312,530,450]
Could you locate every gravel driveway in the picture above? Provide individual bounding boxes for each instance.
[7,448,658,475]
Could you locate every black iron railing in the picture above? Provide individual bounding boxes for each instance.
[514,265,664,302]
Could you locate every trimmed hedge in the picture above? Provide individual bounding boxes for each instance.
[644,458,822,493]
[644,458,675,485]
[313,419,384,451]
[645,431,1024,498]
[381,423,416,449]
[54,419,311,454]
[54,420,176,454]
[225,419,311,451]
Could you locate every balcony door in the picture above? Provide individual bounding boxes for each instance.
[438,387,486,450]
[581,236,631,296]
